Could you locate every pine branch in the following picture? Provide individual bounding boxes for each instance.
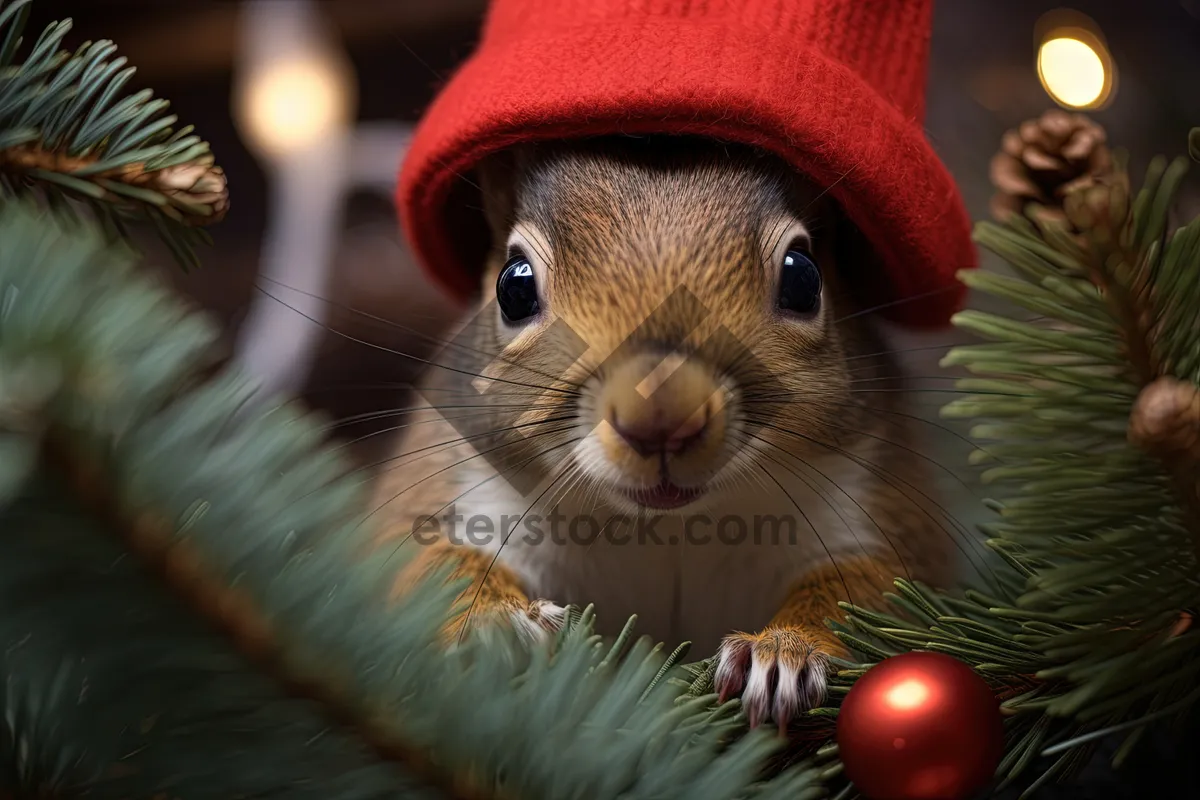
[941,147,1200,788]
[0,199,830,799]
[0,0,227,270]
[4,0,1195,790]
[676,134,1200,798]
[2,475,441,799]
[40,433,486,800]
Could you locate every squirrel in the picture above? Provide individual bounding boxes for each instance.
[372,136,958,732]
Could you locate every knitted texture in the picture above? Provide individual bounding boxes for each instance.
[396,0,976,328]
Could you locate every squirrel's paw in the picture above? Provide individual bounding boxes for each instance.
[443,598,565,647]
[714,626,833,733]
[509,598,567,644]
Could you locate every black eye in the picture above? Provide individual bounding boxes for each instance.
[496,254,540,324]
[777,248,821,315]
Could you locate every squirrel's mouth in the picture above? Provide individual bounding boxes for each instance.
[622,482,705,510]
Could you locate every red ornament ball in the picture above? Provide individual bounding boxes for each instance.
[836,652,1004,800]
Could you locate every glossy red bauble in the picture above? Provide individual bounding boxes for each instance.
[836,652,1004,800]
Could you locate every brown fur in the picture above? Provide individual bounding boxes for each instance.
[371,135,955,729]
[393,539,562,644]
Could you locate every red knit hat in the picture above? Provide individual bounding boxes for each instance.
[396,0,976,328]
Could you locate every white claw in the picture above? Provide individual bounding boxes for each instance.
[510,599,566,644]
[714,632,830,732]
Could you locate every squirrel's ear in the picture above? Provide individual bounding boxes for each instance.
[439,147,528,287]
[831,203,878,308]
[476,147,523,242]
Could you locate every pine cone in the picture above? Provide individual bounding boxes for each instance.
[989,109,1113,228]
[149,158,230,226]
[1128,377,1200,464]
[1062,167,1132,247]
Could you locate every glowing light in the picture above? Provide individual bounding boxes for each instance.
[1038,36,1109,109]
[238,56,352,158]
[1033,10,1114,109]
[885,679,930,710]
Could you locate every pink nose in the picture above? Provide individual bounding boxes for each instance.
[610,407,708,458]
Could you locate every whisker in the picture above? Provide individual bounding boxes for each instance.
[838,321,1046,368]
[824,423,986,500]
[843,342,971,364]
[382,435,583,566]
[331,410,498,450]
[255,274,573,389]
[832,288,1048,330]
[254,285,583,397]
[834,284,964,325]
[747,461,859,610]
[847,373,1134,400]
[583,512,626,554]
[355,420,579,528]
[847,375,961,385]
[745,420,1002,590]
[358,414,577,477]
[334,406,569,451]
[427,152,484,194]
[802,162,860,215]
[394,33,446,81]
[847,401,1005,464]
[306,381,416,396]
[739,388,1035,405]
[459,459,577,643]
[543,461,589,521]
[737,379,1040,402]
[738,432,913,584]
[749,415,984,505]
[326,401,567,431]
[849,388,1030,397]
[297,416,578,533]
[416,386,575,395]
[515,232,555,272]
[759,162,863,265]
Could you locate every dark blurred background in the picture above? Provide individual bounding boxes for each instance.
[24,0,1200,466]
[19,1,1200,795]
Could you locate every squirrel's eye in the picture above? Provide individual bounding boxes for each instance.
[496,254,540,324]
[777,248,821,316]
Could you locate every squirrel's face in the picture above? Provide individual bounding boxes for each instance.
[470,139,858,513]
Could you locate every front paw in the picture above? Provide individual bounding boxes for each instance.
[446,598,566,646]
[714,626,834,733]
[509,598,567,644]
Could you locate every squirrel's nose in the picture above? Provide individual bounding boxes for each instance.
[610,405,709,457]
[599,350,721,460]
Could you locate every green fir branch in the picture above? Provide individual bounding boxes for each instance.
[0,199,831,799]
[677,136,1200,798]
[0,0,226,270]
[2,0,1198,793]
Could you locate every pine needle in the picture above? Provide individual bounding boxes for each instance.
[0,0,227,270]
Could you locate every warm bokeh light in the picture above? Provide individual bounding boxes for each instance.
[1037,34,1111,109]
[238,56,352,157]
[885,679,930,711]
